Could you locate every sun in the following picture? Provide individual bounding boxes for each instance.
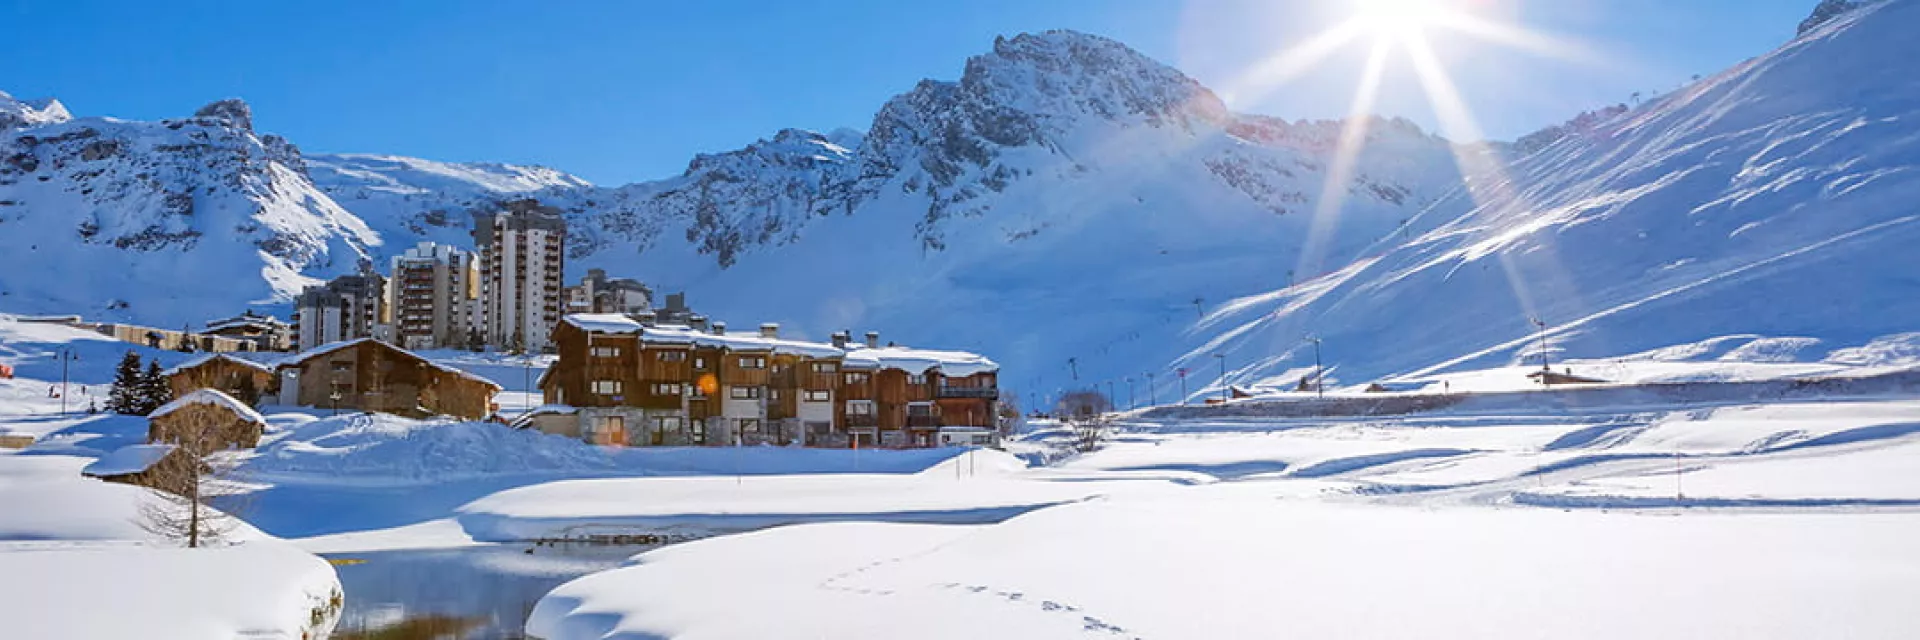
[1352,0,1448,42]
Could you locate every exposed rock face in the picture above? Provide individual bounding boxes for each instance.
[1799,0,1863,34]
[193,98,253,131]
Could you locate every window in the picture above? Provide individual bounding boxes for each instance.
[694,357,707,370]
[651,383,682,396]
[690,420,705,445]
[654,416,682,430]
[330,361,353,373]
[591,380,623,395]
[729,386,763,400]
[739,419,761,433]
[811,362,837,373]
[908,403,935,417]
[591,346,621,358]
[738,356,766,369]
[847,401,875,416]
[908,374,927,385]
[844,372,869,385]
[656,351,686,362]
[803,389,831,402]
[806,421,833,435]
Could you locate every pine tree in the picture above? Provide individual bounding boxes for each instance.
[139,359,173,415]
[107,351,145,414]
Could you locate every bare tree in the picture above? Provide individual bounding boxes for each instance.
[1069,413,1111,453]
[137,411,252,548]
[1054,389,1112,420]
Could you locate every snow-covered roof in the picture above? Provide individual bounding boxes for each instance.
[162,352,275,377]
[204,314,288,332]
[843,346,999,377]
[510,404,580,429]
[561,314,985,366]
[150,388,267,425]
[281,338,504,391]
[82,444,179,477]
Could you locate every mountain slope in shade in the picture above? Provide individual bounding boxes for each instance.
[1174,0,1920,398]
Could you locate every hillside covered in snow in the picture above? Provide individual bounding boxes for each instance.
[1175,0,1920,397]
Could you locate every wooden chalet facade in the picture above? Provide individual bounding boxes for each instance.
[165,353,277,401]
[276,338,502,419]
[538,315,998,449]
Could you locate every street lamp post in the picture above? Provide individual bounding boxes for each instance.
[1125,377,1134,410]
[1106,380,1116,413]
[1307,337,1324,400]
[1145,372,1156,406]
[1178,368,1188,405]
[1532,317,1551,375]
[56,347,78,414]
[1213,353,1227,403]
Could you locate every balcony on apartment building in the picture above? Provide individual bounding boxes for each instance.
[935,385,998,399]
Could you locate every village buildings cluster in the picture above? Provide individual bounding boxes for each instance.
[61,198,1002,483]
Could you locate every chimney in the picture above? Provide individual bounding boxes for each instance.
[865,331,880,349]
[760,323,779,339]
[712,321,727,335]
[831,331,848,349]
[689,315,707,332]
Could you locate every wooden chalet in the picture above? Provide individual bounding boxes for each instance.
[277,338,501,419]
[148,388,268,452]
[82,444,205,496]
[165,353,277,401]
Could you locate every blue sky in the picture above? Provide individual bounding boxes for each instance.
[4,0,1814,184]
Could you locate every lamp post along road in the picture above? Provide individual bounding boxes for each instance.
[1145,372,1156,406]
[1307,337,1324,400]
[1213,353,1227,403]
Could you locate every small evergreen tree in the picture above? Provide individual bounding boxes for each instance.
[139,359,173,415]
[107,351,145,414]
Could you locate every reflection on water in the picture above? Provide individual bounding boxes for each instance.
[323,543,656,639]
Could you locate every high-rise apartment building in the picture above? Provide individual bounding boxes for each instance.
[474,199,567,353]
[292,269,387,351]
[388,242,480,350]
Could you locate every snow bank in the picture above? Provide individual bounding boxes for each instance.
[529,498,1920,639]
[456,458,1112,541]
[246,413,617,483]
[0,543,342,640]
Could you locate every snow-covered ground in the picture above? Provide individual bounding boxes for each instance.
[6,310,1920,638]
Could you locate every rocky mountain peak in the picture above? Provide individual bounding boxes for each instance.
[0,90,72,130]
[193,98,253,131]
[966,30,1229,128]
[1799,0,1864,35]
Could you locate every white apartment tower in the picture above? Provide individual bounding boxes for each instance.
[292,269,387,351]
[474,199,568,353]
[388,241,480,350]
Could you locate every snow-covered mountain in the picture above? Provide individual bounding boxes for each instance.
[289,30,1469,396]
[1176,0,1920,398]
[0,95,380,323]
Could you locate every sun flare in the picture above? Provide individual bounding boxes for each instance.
[1352,0,1446,40]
